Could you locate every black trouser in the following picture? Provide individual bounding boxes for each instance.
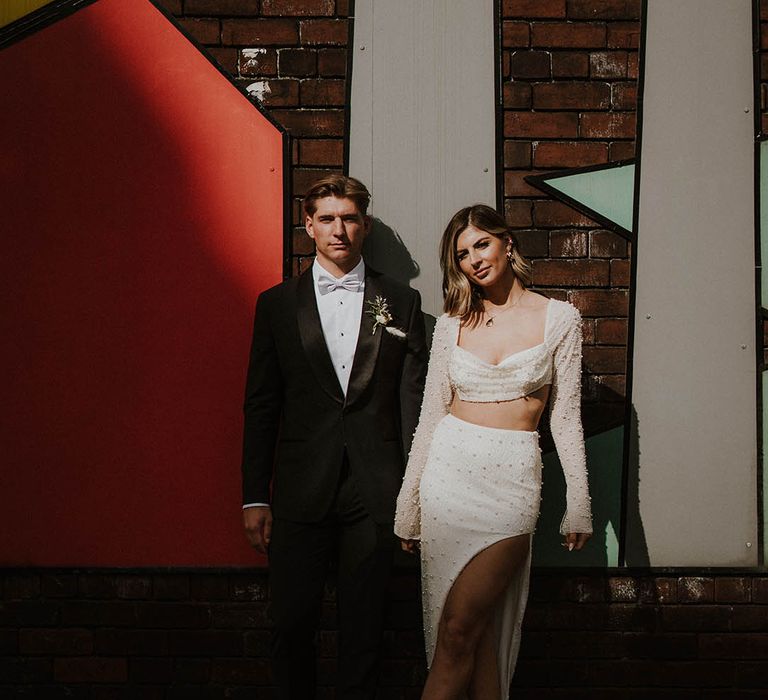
[268,463,394,700]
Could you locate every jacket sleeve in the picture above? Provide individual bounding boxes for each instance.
[241,291,283,505]
[549,305,593,535]
[398,291,429,458]
[394,313,454,540]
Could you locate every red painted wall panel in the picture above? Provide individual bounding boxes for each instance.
[0,0,283,565]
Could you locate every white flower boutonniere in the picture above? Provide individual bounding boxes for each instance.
[366,295,407,338]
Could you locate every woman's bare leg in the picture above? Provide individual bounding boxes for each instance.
[468,621,500,700]
[421,534,530,700]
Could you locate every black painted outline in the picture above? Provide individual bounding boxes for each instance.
[0,0,293,279]
[525,159,636,242]
[494,0,504,212]
[754,0,765,568]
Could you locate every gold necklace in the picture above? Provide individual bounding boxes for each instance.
[484,290,526,327]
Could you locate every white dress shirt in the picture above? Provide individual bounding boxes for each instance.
[243,258,365,510]
[312,257,365,395]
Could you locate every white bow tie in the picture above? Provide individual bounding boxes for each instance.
[317,274,363,295]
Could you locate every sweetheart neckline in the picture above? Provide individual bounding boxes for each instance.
[453,341,548,368]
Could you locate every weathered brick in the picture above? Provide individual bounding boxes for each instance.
[189,575,230,601]
[700,633,768,659]
[533,141,608,168]
[93,629,168,656]
[552,51,590,78]
[584,346,626,373]
[607,576,638,602]
[300,79,346,106]
[733,605,768,631]
[534,200,598,228]
[516,229,551,257]
[19,628,93,655]
[570,289,628,317]
[503,21,530,48]
[549,631,626,658]
[185,0,259,14]
[533,259,609,286]
[130,657,172,684]
[571,576,606,602]
[222,19,298,45]
[299,139,343,166]
[611,81,637,110]
[0,657,53,684]
[599,373,625,400]
[581,111,636,139]
[589,50,628,78]
[504,82,533,109]
[293,227,315,255]
[116,576,152,600]
[318,48,347,76]
[531,22,606,49]
[244,78,300,106]
[505,111,578,138]
[627,51,639,79]
[177,18,220,44]
[505,170,545,197]
[153,575,190,601]
[753,578,768,603]
[550,230,588,257]
[134,603,210,629]
[173,657,211,683]
[240,48,278,77]
[211,658,271,684]
[244,630,272,657]
[263,0,334,15]
[156,0,183,13]
[608,21,640,48]
[278,48,316,76]
[533,82,611,110]
[609,141,635,161]
[738,661,768,688]
[504,0,566,17]
[54,657,127,683]
[299,19,348,45]
[595,317,626,344]
[168,629,243,656]
[715,578,751,604]
[502,50,511,79]
[624,633,698,660]
[610,257,629,285]
[661,605,731,632]
[590,229,627,257]
[210,603,270,628]
[271,109,345,136]
[207,47,238,74]
[567,0,641,20]
[678,577,715,604]
[505,199,533,227]
[504,140,532,168]
[511,51,551,79]
[582,317,596,344]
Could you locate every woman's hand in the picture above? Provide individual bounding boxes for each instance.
[400,538,420,554]
[562,532,590,551]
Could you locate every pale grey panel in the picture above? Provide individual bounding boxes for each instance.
[627,0,757,566]
[349,0,496,317]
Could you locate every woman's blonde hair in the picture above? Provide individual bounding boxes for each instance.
[440,204,532,320]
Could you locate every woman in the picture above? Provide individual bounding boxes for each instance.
[394,204,592,699]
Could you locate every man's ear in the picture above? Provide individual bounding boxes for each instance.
[305,215,314,238]
[362,215,372,236]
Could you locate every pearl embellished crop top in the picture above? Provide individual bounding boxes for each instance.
[394,298,592,540]
[449,300,556,402]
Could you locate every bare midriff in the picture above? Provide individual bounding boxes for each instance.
[449,384,551,431]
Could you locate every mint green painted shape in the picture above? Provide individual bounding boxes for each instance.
[545,164,635,234]
[761,141,768,308]
[763,370,768,564]
[533,426,623,567]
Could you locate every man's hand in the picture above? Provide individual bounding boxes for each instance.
[243,505,273,554]
[399,538,419,555]
[562,532,591,552]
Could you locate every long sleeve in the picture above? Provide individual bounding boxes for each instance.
[394,313,455,540]
[549,305,593,535]
[241,291,283,505]
[398,291,429,457]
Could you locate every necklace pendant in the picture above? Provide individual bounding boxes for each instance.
[485,318,494,327]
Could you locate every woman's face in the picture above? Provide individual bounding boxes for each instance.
[455,224,512,288]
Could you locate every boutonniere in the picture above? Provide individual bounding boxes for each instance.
[366,295,406,338]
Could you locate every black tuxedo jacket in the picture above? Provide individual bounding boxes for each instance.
[241,265,428,524]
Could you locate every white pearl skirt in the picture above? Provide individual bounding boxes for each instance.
[419,414,542,695]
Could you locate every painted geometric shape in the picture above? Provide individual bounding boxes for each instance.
[761,139,768,309]
[535,426,623,567]
[0,0,284,566]
[527,161,635,240]
[0,0,52,30]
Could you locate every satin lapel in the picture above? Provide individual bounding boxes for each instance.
[296,269,344,404]
[345,269,384,407]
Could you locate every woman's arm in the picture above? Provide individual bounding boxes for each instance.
[549,305,593,536]
[394,314,454,540]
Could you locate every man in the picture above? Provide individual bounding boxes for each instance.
[241,174,428,699]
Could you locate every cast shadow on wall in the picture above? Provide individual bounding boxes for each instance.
[363,217,437,340]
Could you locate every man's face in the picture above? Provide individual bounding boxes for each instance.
[305,196,370,275]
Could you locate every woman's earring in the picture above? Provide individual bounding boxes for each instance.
[506,249,514,265]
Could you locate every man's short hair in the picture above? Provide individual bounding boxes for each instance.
[302,174,371,217]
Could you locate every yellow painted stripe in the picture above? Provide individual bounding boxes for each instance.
[0,0,53,30]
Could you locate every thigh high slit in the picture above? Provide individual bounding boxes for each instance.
[419,414,542,697]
